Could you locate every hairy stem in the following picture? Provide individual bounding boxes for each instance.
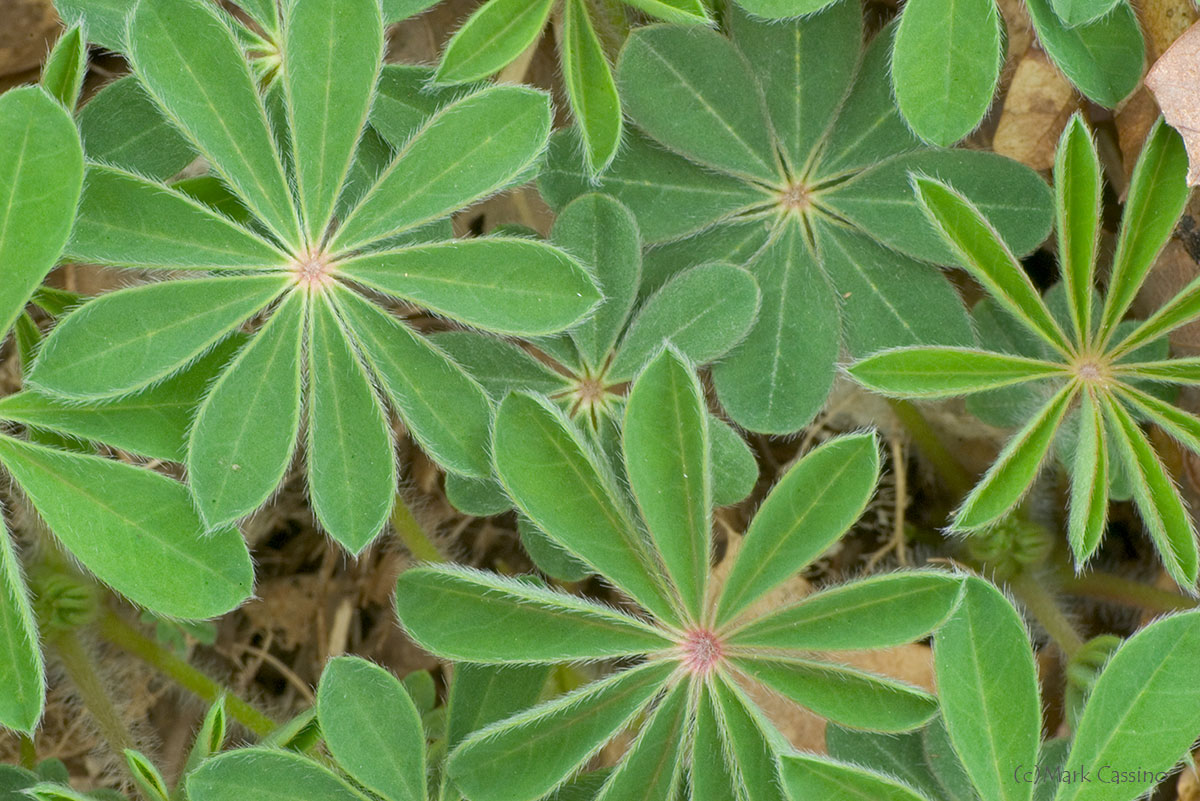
[391,493,445,562]
[1010,571,1085,658]
[49,627,137,757]
[18,733,36,770]
[887,398,973,497]
[96,609,277,738]
[1061,571,1198,614]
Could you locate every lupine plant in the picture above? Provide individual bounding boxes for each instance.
[394,349,963,800]
[808,577,1200,801]
[0,45,255,736]
[542,1,1053,434]
[23,0,599,554]
[888,0,1144,146]
[849,115,1200,589]
[431,192,760,519]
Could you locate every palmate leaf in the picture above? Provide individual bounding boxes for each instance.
[0,87,84,343]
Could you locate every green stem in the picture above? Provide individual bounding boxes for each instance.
[49,628,137,756]
[1010,571,1085,658]
[1061,571,1198,614]
[391,493,445,562]
[887,398,973,497]
[96,609,277,738]
[18,733,36,770]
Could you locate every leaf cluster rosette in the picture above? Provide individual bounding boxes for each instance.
[394,348,963,801]
[809,577,1200,801]
[24,0,601,555]
[542,1,1053,435]
[849,115,1200,590]
[431,192,760,526]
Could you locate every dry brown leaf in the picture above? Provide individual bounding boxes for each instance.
[993,45,1079,171]
[1147,19,1200,185]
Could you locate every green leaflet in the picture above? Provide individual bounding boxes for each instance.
[608,262,761,381]
[77,76,196,181]
[127,0,301,246]
[623,349,711,619]
[829,150,1055,265]
[728,571,962,651]
[0,515,43,734]
[283,0,383,246]
[935,577,1039,801]
[815,21,921,176]
[339,238,598,336]
[29,275,289,400]
[447,663,552,750]
[592,681,687,801]
[1055,115,1102,345]
[710,415,758,507]
[385,0,441,23]
[709,680,787,801]
[332,288,494,479]
[187,291,305,531]
[0,87,84,343]
[66,166,289,270]
[825,726,947,800]
[395,565,671,663]
[711,222,839,434]
[493,393,681,624]
[447,662,674,801]
[734,0,839,17]
[814,222,973,356]
[53,0,133,51]
[540,129,769,245]
[952,382,1077,530]
[781,755,936,801]
[692,685,739,801]
[561,0,622,175]
[911,177,1069,354]
[1056,610,1200,801]
[1052,0,1121,25]
[738,658,936,732]
[729,1,861,175]
[333,87,552,251]
[430,331,567,402]
[1103,398,1199,588]
[848,348,1066,399]
[0,436,253,619]
[641,219,773,297]
[436,0,554,84]
[552,193,642,370]
[1026,0,1143,109]
[519,517,592,582]
[370,66,470,149]
[716,432,880,625]
[125,751,170,801]
[1099,120,1190,349]
[624,0,711,24]
[0,338,241,463]
[187,749,369,801]
[617,25,779,183]
[41,25,87,109]
[892,0,1002,146]
[317,657,426,801]
[1068,389,1108,565]
[306,295,395,553]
